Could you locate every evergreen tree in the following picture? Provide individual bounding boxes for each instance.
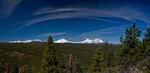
[120,36,124,44]
[121,23,142,65]
[143,25,150,73]
[124,23,141,48]
[19,65,32,73]
[121,24,143,69]
[143,25,150,56]
[103,43,115,67]
[102,43,117,73]
[5,63,19,73]
[144,25,150,42]
[92,48,104,73]
[41,36,59,73]
[75,63,83,73]
[143,26,150,57]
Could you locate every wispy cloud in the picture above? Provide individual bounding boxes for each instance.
[80,25,125,38]
[0,0,22,18]
[16,7,150,29]
[80,17,125,25]
[38,32,66,37]
[36,25,125,42]
[37,31,79,38]
[33,8,81,15]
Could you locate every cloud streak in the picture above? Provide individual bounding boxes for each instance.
[79,25,125,38]
[38,32,66,37]
[16,7,150,29]
[37,25,125,43]
[1,0,22,18]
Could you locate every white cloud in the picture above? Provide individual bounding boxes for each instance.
[1,0,22,18]
[79,25,125,39]
[33,8,81,15]
[16,7,150,29]
[39,32,66,37]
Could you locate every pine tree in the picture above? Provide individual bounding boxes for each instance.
[143,25,150,73]
[102,43,117,73]
[19,65,32,73]
[5,63,19,73]
[119,23,144,73]
[144,25,150,42]
[41,36,59,73]
[120,36,124,44]
[92,48,104,73]
[121,23,141,63]
[75,63,83,73]
[143,26,150,56]
[124,23,141,48]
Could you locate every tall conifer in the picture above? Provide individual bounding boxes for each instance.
[92,48,104,73]
[41,36,59,73]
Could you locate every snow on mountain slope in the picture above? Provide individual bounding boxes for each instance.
[54,38,104,44]
[8,38,104,44]
[81,39,93,43]
[54,38,70,43]
[93,38,104,43]
[9,39,43,43]
[81,38,104,43]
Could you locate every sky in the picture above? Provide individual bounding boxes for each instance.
[0,0,150,43]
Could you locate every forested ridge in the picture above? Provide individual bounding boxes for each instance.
[0,23,150,73]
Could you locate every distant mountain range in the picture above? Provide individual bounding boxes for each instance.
[81,38,104,43]
[54,38,104,44]
[8,38,104,44]
[8,39,43,43]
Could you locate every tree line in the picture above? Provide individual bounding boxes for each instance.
[41,23,150,73]
[3,23,150,73]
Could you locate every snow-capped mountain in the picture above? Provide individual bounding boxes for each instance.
[9,39,43,43]
[54,38,104,44]
[93,38,104,43]
[81,39,93,43]
[54,38,70,43]
[8,38,104,44]
[81,38,104,44]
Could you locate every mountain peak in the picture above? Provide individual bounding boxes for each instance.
[54,38,70,43]
[81,38,104,44]
[9,39,43,43]
[54,38,104,44]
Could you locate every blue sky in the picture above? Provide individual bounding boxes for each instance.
[0,0,150,43]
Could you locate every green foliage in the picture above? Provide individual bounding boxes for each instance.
[48,36,53,48]
[92,48,104,73]
[124,23,141,48]
[143,25,150,56]
[19,65,32,73]
[99,43,120,73]
[103,43,117,67]
[144,25,150,41]
[142,25,150,73]
[75,63,83,73]
[5,63,19,73]
[41,36,59,73]
[1,24,150,73]
[143,58,150,73]
[121,23,142,63]
[0,43,101,73]
[0,24,150,73]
